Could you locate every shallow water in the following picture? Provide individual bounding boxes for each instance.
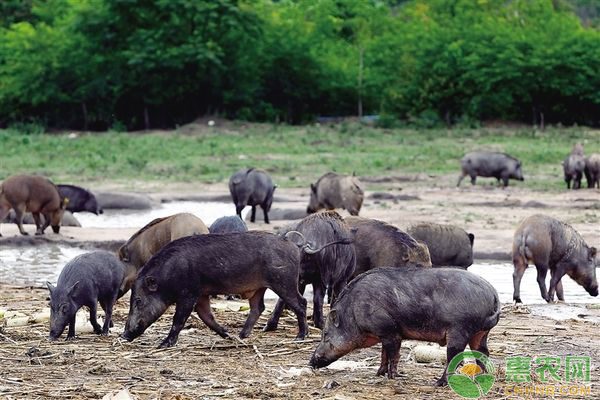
[76,201,249,229]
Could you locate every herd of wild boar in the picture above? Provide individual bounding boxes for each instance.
[0,144,598,388]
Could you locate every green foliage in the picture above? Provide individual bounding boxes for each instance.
[0,0,599,129]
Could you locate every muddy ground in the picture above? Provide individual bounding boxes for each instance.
[1,181,599,399]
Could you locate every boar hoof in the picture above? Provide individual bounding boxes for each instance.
[21,231,30,236]
[65,336,76,341]
[262,323,277,332]
[376,366,387,376]
[434,378,448,387]
[158,339,175,348]
[513,297,522,304]
[293,334,306,342]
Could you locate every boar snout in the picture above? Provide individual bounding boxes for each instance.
[309,354,332,369]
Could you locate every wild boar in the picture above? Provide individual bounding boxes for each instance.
[264,211,355,331]
[229,168,276,224]
[512,214,598,303]
[309,267,500,386]
[345,216,432,276]
[407,222,474,268]
[57,184,103,215]
[118,213,209,296]
[0,175,67,236]
[584,153,600,189]
[457,152,524,187]
[563,154,585,190]
[121,231,351,347]
[307,172,364,216]
[209,216,248,234]
[47,251,125,340]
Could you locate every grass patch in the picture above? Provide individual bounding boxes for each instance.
[0,124,598,189]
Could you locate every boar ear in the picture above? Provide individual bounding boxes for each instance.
[46,281,55,295]
[310,183,316,193]
[330,309,340,327]
[589,247,597,260]
[67,281,80,297]
[61,197,69,209]
[144,276,158,292]
[468,233,475,246]
[119,246,130,262]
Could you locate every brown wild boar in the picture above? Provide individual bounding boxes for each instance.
[345,216,432,277]
[512,214,598,303]
[0,175,67,236]
[307,172,364,216]
[407,222,474,268]
[118,213,209,296]
[584,153,600,189]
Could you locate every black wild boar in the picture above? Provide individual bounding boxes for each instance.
[584,153,600,189]
[309,267,500,386]
[229,168,276,224]
[57,184,103,215]
[46,251,125,340]
[407,222,474,268]
[121,231,350,347]
[0,175,67,236]
[512,214,598,303]
[457,151,524,187]
[264,211,355,331]
[209,216,248,234]
[307,172,364,216]
[563,154,585,190]
[345,216,432,276]
[118,213,209,296]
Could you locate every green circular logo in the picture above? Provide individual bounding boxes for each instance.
[447,350,496,398]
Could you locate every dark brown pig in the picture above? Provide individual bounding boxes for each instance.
[117,213,209,296]
[345,216,432,276]
[457,151,524,187]
[309,267,500,386]
[307,172,364,216]
[407,222,474,268]
[512,214,598,303]
[264,211,355,331]
[584,153,600,189]
[121,231,351,347]
[0,175,67,236]
[229,168,276,224]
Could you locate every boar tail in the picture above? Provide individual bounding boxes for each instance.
[284,230,354,255]
[484,294,501,330]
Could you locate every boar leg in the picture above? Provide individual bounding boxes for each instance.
[456,172,467,187]
[250,206,257,223]
[195,296,229,338]
[40,212,52,234]
[240,288,267,338]
[469,331,490,373]
[535,264,551,302]
[565,176,571,189]
[89,302,103,334]
[547,269,566,303]
[377,338,401,379]
[555,280,565,301]
[66,315,76,341]
[100,296,117,336]
[470,174,477,185]
[264,281,308,331]
[0,205,11,236]
[512,256,528,303]
[312,282,326,329]
[159,298,196,348]
[235,204,244,219]
[31,212,43,234]
[435,330,471,387]
[261,204,270,224]
[271,288,307,340]
[13,205,28,235]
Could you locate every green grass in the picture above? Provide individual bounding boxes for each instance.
[0,123,598,190]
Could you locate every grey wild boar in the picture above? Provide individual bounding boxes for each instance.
[512,214,598,303]
[584,153,600,189]
[563,153,585,190]
[407,222,474,268]
[0,175,67,236]
[121,231,351,347]
[209,216,248,234]
[457,151,524,187]
[118,213,209,296]
[264,211,355,331]
[345,216,432,276]
[309,267,500,386]
[57,184,103,215]
[47,251,125,340]
[307,172,364,216]
[229,168,276,224]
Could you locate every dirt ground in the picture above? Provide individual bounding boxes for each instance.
[1,180,599,399]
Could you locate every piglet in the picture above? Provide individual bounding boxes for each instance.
[47,251,125,340]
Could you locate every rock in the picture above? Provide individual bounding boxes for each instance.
[411,344,447,364]
[96,192,156,210]
[102,388,135,400]
[323,380,341,390]
[32,308,51,323]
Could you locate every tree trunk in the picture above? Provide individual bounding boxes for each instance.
[357,47,364,118]
[81,102,88,131]
[144,106,150,130]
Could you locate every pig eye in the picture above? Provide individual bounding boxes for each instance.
[135,298,143,308]
[60,305,68,314]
